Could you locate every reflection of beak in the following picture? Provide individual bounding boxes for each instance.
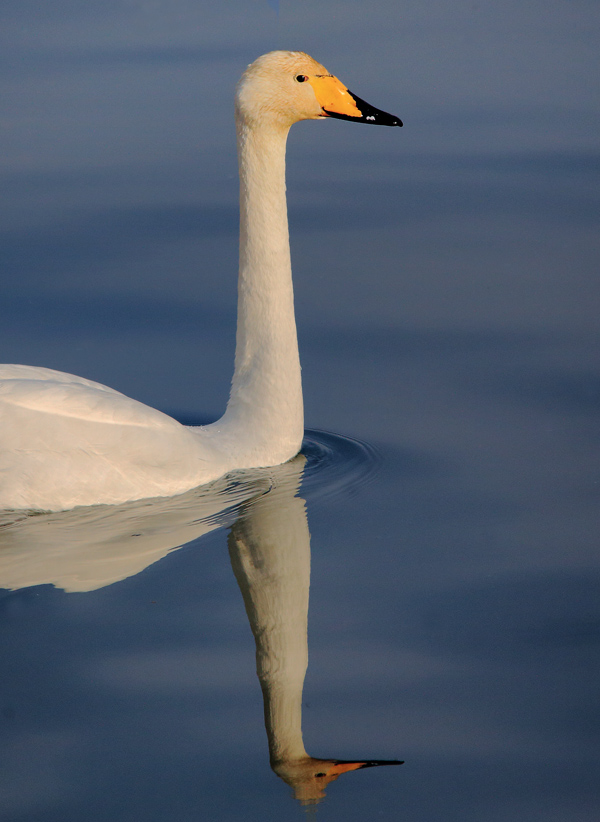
[328,758,404,775]
[308,74,402,126]
[288,757,404,806]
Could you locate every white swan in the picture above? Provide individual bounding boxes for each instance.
[0,51,401,511]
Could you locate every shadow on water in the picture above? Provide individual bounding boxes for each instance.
[0,431,401,808]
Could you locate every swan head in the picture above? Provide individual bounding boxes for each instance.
[236,50,402,130]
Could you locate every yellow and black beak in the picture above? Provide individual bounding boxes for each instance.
[307,74,402,127]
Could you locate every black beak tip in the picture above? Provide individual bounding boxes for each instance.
[323,90,403,128]
[367,112,403,127]
[346,89,403,128]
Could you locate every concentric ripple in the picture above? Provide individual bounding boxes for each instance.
[299,429,381,503]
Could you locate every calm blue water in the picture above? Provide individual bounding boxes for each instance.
[1,2,599,820]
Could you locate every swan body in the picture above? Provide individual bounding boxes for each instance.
[0,51,401,511]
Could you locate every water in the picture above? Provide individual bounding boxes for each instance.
[1,424,598,820]
[1,2,599,820]
[0,434,401,818]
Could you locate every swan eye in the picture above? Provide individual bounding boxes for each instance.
[315,772,326,777]
[295,74,308,83]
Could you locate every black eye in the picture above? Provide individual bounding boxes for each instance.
[315,772,326,777]
[295,74,308,83]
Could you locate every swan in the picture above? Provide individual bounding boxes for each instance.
[0,51,401,511]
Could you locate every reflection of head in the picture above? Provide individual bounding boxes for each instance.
[273,756,402,805]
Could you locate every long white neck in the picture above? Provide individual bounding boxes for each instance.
[217,118,303,467]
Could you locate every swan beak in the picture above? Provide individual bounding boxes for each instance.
[308,74,402,127]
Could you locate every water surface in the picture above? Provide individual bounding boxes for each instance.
[1,2,599,820]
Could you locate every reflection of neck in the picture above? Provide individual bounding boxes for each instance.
[228,457,403,805]
[228,463,310,765]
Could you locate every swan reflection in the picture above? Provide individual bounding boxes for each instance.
[228,456,400,804]
[0,452,400,805]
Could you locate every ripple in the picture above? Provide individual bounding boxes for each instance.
[0,429,380,592]
[300,429,381,504]
[0,430,379,533]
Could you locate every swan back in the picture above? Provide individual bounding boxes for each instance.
[0,365,221,510]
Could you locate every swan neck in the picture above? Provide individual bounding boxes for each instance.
[218,117,303,465]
